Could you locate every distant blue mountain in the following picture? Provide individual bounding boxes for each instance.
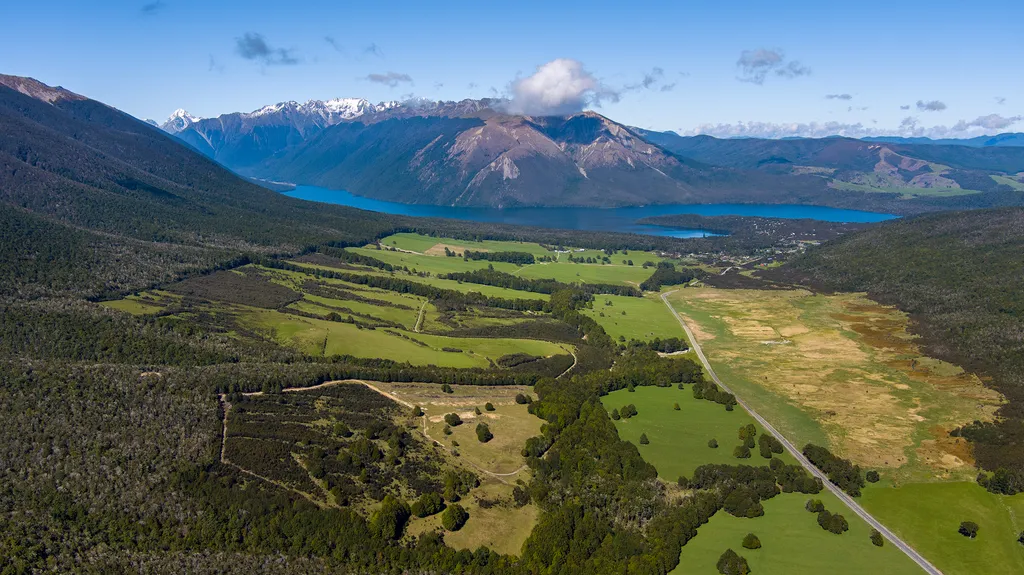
[861,133,1024,147]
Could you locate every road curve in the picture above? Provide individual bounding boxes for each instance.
[660,291,943,575]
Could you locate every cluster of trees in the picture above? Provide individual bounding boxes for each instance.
[319,245,396,271]
[624,336,689,354]
[693,379,738,409]
[802,444,866,496]
[816,509,850,534]
[460,250,536,265]
[758,434,784,459]
[639,263,706,291]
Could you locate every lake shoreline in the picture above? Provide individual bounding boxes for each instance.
[284,185,898,238]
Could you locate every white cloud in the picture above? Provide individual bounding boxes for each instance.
[736,49,809,84]
[505,59,618,115]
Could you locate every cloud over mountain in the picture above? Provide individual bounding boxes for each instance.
[505,59,618,115]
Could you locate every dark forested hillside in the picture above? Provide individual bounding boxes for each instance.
[775,208,1024,485]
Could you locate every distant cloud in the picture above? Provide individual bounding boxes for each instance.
[140,1,165,15]
[365,71,413,87]
[847,106,869,112]
[900,104,911,110]
[467,82,478,90]
[736,48,809,84]
[208,54,224,74]
[995,96,1006,105]
[826,93,853,100]
[951,113,1022,131]
[916,99,947,112]
[660,83,676,92]
[434,82,444,90]
[235,33,298,66]
[505,58,618,115]
[324,36,344,53]
[684,113,1023,139]
[363,43,384,57]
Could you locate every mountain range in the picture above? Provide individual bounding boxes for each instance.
[163,95,1024,212]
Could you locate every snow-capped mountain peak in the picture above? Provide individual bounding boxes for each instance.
[161,109,202,133]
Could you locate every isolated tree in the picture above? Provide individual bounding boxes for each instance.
[442,503,469,531]
[515,393,532,404]
[620,404,638,419]
[708,438,719,449]
[870,529,884,547]
[474,406,482,415]
[411,405,424,417]
[805,499,824,513]
[443,425,452,436]
[716,549,750,575]
[441,383,454,394]
[611,408,621,420]
[678,382,686,390]
[444,413,463,427]
[866,470,880,483]
[476,422,493,443]
[673,402,681,411]
[639,433,650,445]
[627,383,636,393]
[733,445,751,459]
[484,402,495,411]
[741,533,761,550]
[959,521,979,538]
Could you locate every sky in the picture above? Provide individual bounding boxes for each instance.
[2,0,1022,139]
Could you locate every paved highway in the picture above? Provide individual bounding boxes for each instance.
[660,290,943,575]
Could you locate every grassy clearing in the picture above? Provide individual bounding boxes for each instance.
[101,296,163,315]
[338,269,549,301]
[245,311,563,368]
[860,481,1024,575]
[517,261,653,286]
[603,387,790,480]
[582,294,687,343]
[674,492,922,575]
[349,247,522,275]
[407,480,538,556]
[379,381,541,556]
[830,181,981,198]
[666,287,1001,483]
[991,174,1024,191]
[381,233,553,257]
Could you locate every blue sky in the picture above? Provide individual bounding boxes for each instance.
[2,0,1021,138]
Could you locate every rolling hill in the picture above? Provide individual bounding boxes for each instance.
[635,130,1024,198]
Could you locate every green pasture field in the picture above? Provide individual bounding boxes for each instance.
[296,265,549,301]
[245,310,564,368]
[860,481,1024,575]
[516,261,654,286]
[299,293,424,329]
[674,492,922,575]
[582,294,687,343]
[380,232,554,256]
[991,174,1024,191]
[348,246,522,275]
[830,181,981,198]
[602,386,790,480]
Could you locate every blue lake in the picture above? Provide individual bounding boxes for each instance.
[284,185,898,238]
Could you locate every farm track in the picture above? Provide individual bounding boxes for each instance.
[660,290,942,575]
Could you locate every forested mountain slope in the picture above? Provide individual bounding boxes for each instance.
[776,207,1024,486]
